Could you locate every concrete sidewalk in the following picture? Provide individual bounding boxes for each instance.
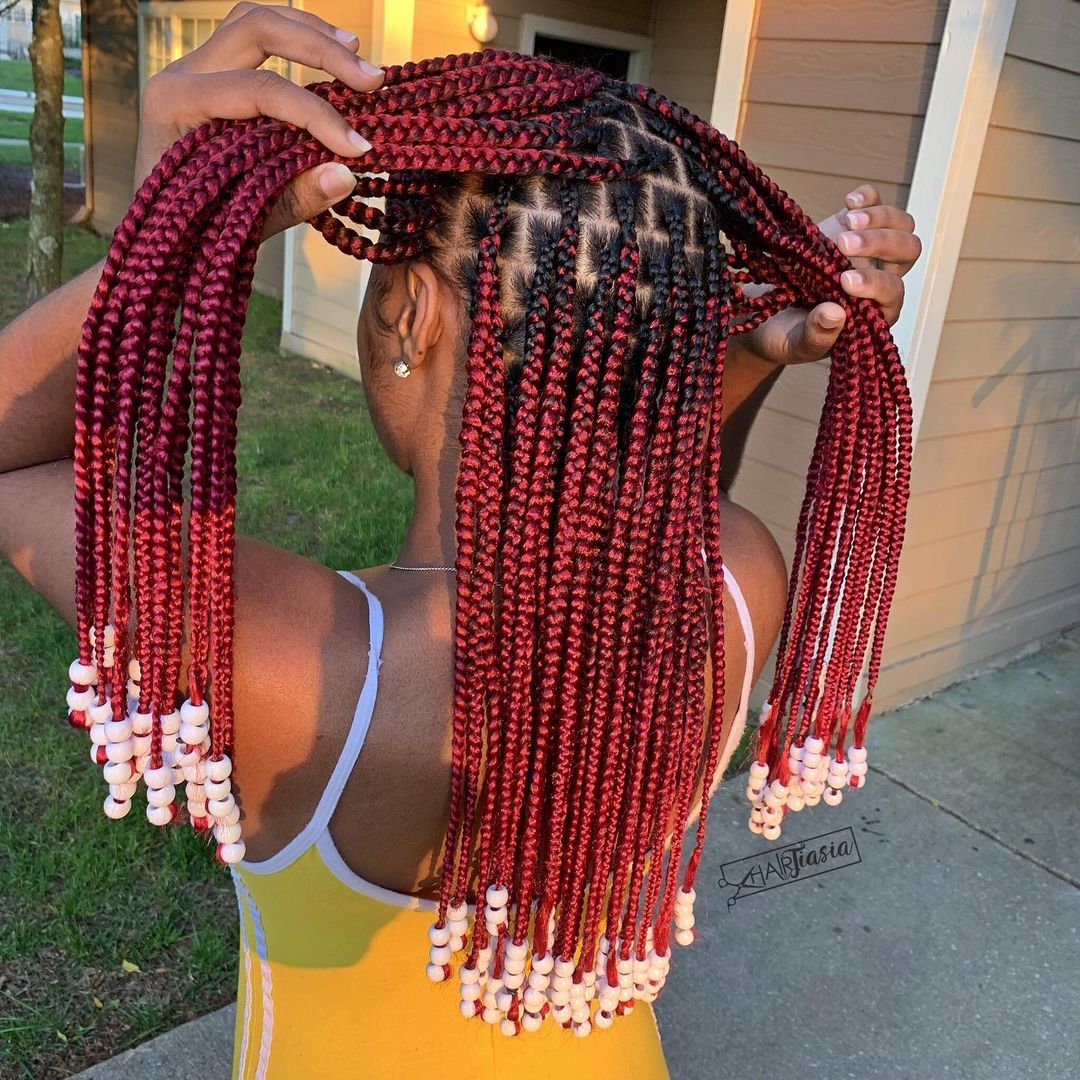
[73,629,1080,1079]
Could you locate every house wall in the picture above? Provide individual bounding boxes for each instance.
[874,0,1080,706]
[83,0,139,234]
[726,0,950,706]
[649,0,726,122]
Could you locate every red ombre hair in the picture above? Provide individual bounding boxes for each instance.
[67,51,911,1032]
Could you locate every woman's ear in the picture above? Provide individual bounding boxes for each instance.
[396,261,446,369]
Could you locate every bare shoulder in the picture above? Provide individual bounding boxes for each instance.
[230,537,372,857]
[719,497,788,681]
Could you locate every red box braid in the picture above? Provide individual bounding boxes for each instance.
[65,50,912,1035]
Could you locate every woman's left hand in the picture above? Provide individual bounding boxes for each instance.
[739,182,922,366]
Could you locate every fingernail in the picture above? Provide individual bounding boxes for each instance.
[846,191,865,207]
[318,162,357,199]
[348,129,372,154]
[334,28,359,45]
[840,231,862,253]
[846,210,869,229]
[820,308,844,329]
[841,270,862,290]
[358,58,384,77]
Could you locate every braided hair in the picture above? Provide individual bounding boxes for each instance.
[63,51,911,1035]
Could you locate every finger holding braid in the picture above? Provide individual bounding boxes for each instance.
[66,50,911,1036]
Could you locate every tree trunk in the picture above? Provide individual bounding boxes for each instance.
[27,0,65,303]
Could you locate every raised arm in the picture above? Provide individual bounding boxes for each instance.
[718,185,921,491]
[0,2,382,622]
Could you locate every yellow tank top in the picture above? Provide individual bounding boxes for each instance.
[230,569,756,1080]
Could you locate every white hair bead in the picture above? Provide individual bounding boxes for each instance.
[804,790,821,807]
[503,957,525,976]
[448,901,468,922]
[571,1002,590,1024]
[598,989,618,1012]
[523,986,545,1011]
[105,739,135,764]
[460,981,482,1002]
[675,928,695,947]
[748,817,764,834]
[495,988,513,1013]
[426,962,448,982]
[763,823,782,841]
[429,923,452,947]
[552,1003,572,1025]
[180,699,209,725]
[130,711,153,735]
[787,794,806,812]
[430,944,452,965]
[459,963,481,985]
[89,623,116,648]
[67,686,95,711]
[223,804,241,827]
[485,884,509,909]
[128,657,141,682]
[675,912,695,931]
[802,751,821,770]
[762,803,782,825]
[520,1011,543,1033]
[144,765,172,790]
[481,1007,501,1025]
[204,778,231,801]
[208,794,236,819]
[89,723,108,746]
[217,840,246,864]
[847,745,868,763]
[504,969,525,991]
[109,782,137,800]
[748,760,769,784]
[498,1018,517,1037]
[823,786,843,806]
[180,721,209,746]
[531,952,554,975]
[132,734,152,758]
[88,700,112,725]
[103,761,134,784]
[147,804,174,827]
[547,987,570,1007]
[160,711,181,735]
[849,761,868,777]
[676,886,696,907]
[214,822,242,844]
[826,773,846,790]
[459,1000,478,1019]
[505,940,528,962]
[206,755,233,782]
[805,736,825,753]
[103,795,131,819]
[69,659,98,686]
[594,1009,614,1030]
[104,718,133,743]
[147,784,176,808]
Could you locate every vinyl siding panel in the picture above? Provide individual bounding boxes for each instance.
[875,0,1080,707]
[730,0,948,711]
[649,1,726,123]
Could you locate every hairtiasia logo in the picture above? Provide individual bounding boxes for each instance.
[717,827,862,909]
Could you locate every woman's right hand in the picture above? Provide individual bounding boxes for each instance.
[135,2,382,241]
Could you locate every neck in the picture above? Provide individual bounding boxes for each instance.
[395,455,458,568]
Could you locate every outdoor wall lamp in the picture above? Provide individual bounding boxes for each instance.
[467,2,499,44]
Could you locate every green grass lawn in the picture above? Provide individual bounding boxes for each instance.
[0,110,85,145]
[0,221,411,1078]
[0,58,83,98]
[0,142,82,170]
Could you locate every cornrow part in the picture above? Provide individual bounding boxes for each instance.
[66,50,912,1037]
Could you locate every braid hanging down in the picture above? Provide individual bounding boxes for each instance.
[63,51,912,1037]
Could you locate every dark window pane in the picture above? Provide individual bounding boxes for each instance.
[531,33,632,79]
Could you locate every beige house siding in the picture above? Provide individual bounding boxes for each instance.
[728,0,948,705]
[648,0,726,122]
[876,0,1080,707]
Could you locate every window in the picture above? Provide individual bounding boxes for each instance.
[520,15,651,83]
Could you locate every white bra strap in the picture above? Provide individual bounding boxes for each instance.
[240,572,384,875]
[721,562,756,724]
